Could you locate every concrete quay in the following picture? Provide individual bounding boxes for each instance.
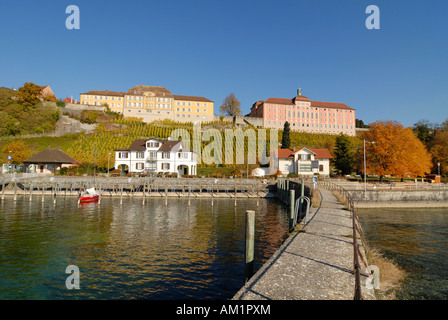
[233,187,375,300]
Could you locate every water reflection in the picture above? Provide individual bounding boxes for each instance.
[0,197,288,300]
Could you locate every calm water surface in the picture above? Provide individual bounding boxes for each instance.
[0,197,289,300]
[358,208,448,300]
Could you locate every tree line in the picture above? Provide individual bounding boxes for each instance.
[333,119,448,181]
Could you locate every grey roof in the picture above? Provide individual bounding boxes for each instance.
[23,148,77,164]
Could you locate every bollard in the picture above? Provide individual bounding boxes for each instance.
[245,210,255,283]
[289,189,295,230]
[14,181,17,201]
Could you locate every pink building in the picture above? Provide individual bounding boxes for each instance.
[246,89,356,136]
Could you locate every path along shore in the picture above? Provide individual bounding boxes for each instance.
[233,187,376,300]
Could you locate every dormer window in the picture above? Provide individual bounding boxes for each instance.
[147,142,160,148]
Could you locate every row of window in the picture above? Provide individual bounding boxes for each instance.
[267,104,353,114]
[176,101,208,107]
[267,121,354,130]
[117,151,190,159]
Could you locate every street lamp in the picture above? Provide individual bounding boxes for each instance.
[438,162,441,194]
[108,153,111,177]
[8,151,12,173]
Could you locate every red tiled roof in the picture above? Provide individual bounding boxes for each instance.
[81,90,125,97]
[173,95,213,102]
[265,98,295,105]
[310,149,333,159]
[275,149,295,159]
[310,101,354,110]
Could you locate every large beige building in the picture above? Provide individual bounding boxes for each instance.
[80,90,125,113]
[80,85,214,123]
[173,95,214,122]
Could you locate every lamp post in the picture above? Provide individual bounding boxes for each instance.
[8,151,12,173]
[438,162,441,194]
[108,153,111,177]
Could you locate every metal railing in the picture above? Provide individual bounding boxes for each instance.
[318,180,370,300]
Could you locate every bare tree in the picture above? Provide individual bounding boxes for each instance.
[220,93,242,117]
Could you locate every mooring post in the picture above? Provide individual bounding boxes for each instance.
[13,181,17,201]
[234,183,237,207]
[257,183,259,207]
[188,184,191,206]
[289,189,295,230]
[211,184,214,206]
[245,210,255,283]
[1,179,4,201]
[29,183,33,202]
[142,182,146,205]
[120,182,123,205]
[165,186,168,206]
[42,182,45,203]
[99,183,102,205]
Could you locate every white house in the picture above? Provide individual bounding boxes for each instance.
[114,138,197,176]
[271,147,333,177]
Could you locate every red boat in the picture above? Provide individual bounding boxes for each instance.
[78,188,99,204]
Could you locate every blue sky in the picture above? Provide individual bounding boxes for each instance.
[0,0,447,127]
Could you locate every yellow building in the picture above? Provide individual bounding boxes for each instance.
[80,85,214,123]
[123,85,175,122]
[173,95,214,122]
[80,90,125,113]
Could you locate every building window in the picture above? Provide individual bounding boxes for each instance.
[136,151,144,159]
[162,163,170,170]
[136,163,144,170]
[148,163,156,170]
[299,164,312,171]
[178,152,188,159]
[147,142,160,148]
[162,152,170,159]
[118,152,129,159]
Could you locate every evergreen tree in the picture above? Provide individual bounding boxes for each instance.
[334,133,355,175]
[281,121,291,149]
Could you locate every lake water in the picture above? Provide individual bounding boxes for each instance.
[0,197,289,300]
[357,208,448,300]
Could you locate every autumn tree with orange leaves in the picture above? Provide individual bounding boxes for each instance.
[361,121,432,181]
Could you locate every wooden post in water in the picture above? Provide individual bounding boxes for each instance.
[120,183,123,205]
[188,184,191,206]
[42,183,45,203]
[257,183,259,207]
[245,210,255,282]
[142,182,146,205]
[13,181,17,201]
[1,179,4,201]
[29,183,33,202]
[289,189,295,230]
[165,186,168,206]
[99,183,102,205]
[234,183,237,207]
[53,183,56,205]
[211,184,214,206]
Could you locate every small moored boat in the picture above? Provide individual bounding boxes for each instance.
[78,188,99,204]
